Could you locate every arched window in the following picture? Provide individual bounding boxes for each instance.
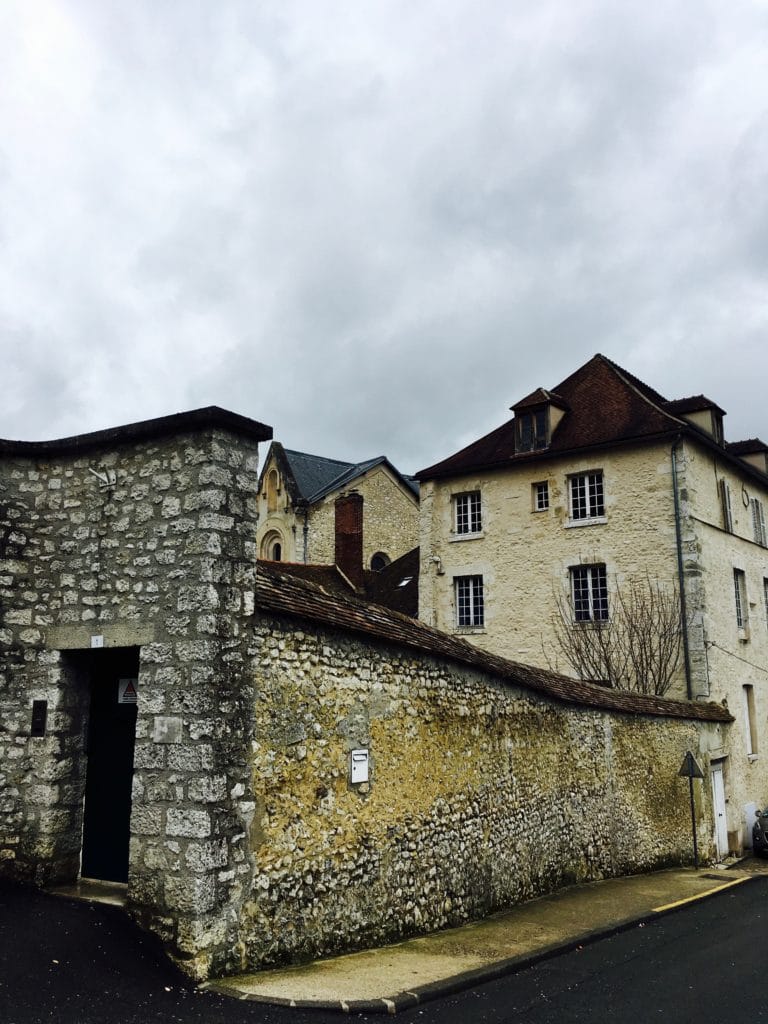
[370,552,391,572]
[266,469,280,512]
[260,530,284,561]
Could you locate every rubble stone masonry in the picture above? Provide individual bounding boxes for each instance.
[0,414,732,979]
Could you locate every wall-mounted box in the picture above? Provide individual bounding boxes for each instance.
[350,749,369,784]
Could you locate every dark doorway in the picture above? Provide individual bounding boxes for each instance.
[81,648,140,883]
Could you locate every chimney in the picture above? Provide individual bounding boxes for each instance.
[335,491,364,591]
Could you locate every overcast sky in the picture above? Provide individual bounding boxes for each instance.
[1,1,767,474]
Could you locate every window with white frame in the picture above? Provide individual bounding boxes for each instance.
[751,497,767,547]
[533,481,549,512]
[570,564,609,622]
[733,568,748,632]
[719,479,733,533]
[569,471,605,522]
[744,685,758,757]
[454,491,482,535]
[455,575,484,627]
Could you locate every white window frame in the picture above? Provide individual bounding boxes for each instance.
[453,491,482,536]
[570,564,609,623]
[733,568,749,635]
[455,575,485,628]
[751,497,767,547]
[533,481,549,512]
[568,471,605,524]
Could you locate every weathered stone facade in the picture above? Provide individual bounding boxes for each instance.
[0,410,270,976]
[0,408,734,980]
[256,449,419,569]
[417,356,768,855]
[242,611,727,969]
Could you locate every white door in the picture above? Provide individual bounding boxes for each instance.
[711,764,728,860]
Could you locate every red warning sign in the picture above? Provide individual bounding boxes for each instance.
[118,678,138,705]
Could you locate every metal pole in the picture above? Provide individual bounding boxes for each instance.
[689,775,699,870]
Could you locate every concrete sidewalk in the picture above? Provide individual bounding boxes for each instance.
[204,866,759,1015]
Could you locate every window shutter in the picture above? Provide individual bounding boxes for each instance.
[720,479,733,533]
[751,498,767,547]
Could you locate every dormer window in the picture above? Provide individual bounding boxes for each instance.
[517,408,548,452]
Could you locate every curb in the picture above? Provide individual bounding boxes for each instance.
[203,874,757,1015]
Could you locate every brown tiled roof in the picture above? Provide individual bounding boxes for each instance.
[257,560,356,598]
[513,388,567,411]
[664,395,725,416]
[418,354,681,479]
[728,438,768,455]
[417,354,768,486]
[254,561,731,724]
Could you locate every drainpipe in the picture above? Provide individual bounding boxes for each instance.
[671,436,693,700]
[299,502,309,563]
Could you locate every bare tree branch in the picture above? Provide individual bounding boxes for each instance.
[549,572,684,696]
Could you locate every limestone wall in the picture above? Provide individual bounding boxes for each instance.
[241,612,725,969]
[305,465,418,568]
[418,442,681,676]
[0,422,264,978]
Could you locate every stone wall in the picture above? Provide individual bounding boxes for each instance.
[418,442,683,679]
[0,413,734,981]
[305,465,418,568]
[239,611,726,970]
[0,413,269,978]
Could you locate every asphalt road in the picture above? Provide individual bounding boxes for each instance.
[1,873,766,1023]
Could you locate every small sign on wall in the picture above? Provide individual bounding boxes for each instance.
[350,749,369,784]
[118,678,138,705]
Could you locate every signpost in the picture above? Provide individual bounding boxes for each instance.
[679,751,705,869]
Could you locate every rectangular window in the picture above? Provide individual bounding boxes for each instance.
[569,471,605,521]
[455,575,484,627]
[720,479,733,533]
[733,568,748,631]
[533,481,549,512]
[517,408,548,452]
[454,491,482,535]
[751,497,767,547]
[570,564,609,622]
[744,685,758,757]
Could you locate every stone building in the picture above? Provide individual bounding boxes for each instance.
[0,403,734,979]
[256,441,419,570]
[417,354,768,856]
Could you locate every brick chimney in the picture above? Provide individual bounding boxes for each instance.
[335,491,364,591]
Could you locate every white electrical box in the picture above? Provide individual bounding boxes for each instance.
[350,749,369,784]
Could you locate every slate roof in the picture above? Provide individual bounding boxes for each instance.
[261,442,419,506]
[363,546,420,617]
[417,353,767,485]
[254,561,732,723]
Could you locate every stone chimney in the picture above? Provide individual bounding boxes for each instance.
[335,491,364,591]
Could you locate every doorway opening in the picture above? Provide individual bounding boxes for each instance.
[80,647,140,884]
